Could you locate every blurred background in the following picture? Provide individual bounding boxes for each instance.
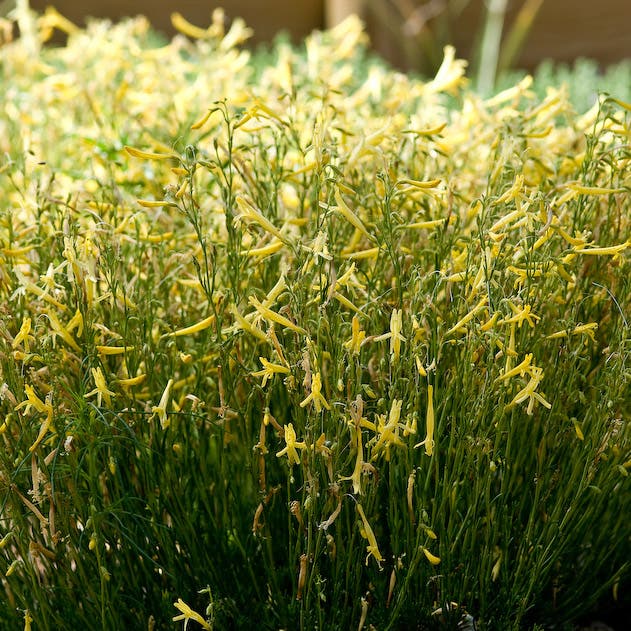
[25,0,631,80]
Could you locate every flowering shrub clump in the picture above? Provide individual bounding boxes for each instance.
[0,5,629,630]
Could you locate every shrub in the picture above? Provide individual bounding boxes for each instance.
[0,6,629,630]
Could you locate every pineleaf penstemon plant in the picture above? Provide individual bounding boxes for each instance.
[0,5,629,630]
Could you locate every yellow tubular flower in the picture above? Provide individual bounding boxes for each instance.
[546,322,598,341]
[334,189,373,241]
[480,311,500,332]
[370,399,405,461]
[374,309,406,362]
[15,271,67,310]
[235,196,291,245]
[340,397,367,493]
[96,345,134,356]
[445,298,486,336]
[421,546,441,565]
[191,109,214,130]
[573,242,629,256]
[23,608,33,631]
[136,199,176,208]
[299,372,331,412]
[45,311,81,352]
[496,353,533,382]
[172,598,211,630]
[555,227,587,247]
[407,219,446,230]
[501,302,540,328]
[344,315,366,354]
[39,7,80,37]
[568,183,625,195]
[396,178,441,190]
[415,385,435,456]
[242,239,284,258]
[506,368,552,415]
[335,262,364,292]
[423,45,467,94]
[232,305,268,342]
[65,308,84,336]
[275,423,306,466]
[116,374,147,388]
[402,122,447,136]
[356,503,383,566]
[84,368,116,408]
[341,247,380,260]
[389,309,406,361]
[248,297,307,335]
[333,291,360,313]
[415,356,427,378]
[251,357,291,387]
[164,314,215,338]
[152,379,173,429]
[124,146,176,160]
[16,385,51,416]
[12,317,33,352]
[341,423,364,495]
[16,385,54,452]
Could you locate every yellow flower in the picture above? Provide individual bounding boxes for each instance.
[171,12,213,39]
[276,423,306,466]
[251,357,290,387]
[16,385,54,452]
[568,183,625,196]
[12,269,66,311]
[501,301,540,328]
[248,297,307,336]
[370,399,405,461]
[334,189,373,241]
[304,230,332,261]
[172,598,211,630]
[231,305,268,342]
[38,6,79,40]
[573,242,629,256]
[124,145,177,160]
[335,262,365,292]
[505,367,551,415]
[343,315,366,354]
[152,379,174,429]
[96,345,134,356]
[116,374,147,388]
[299,372,331,412]
[423,45,467,94]
[356,503,383,566]
[23,608,33,631]
[242,239,284,258]
[495,353,533,382]
[65,308,84,337]
[84,367,116,408]
[415,385,435,456]
[547,322,598,342]
[235,196,292,245]
[396,177,442,191]
[445,298,486,336]
[421,546,441,565]
[12,317,33,352]
[340,397,368,494]
[164,315,215,338]
[45,310,81,352]
[374,309,406,362]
